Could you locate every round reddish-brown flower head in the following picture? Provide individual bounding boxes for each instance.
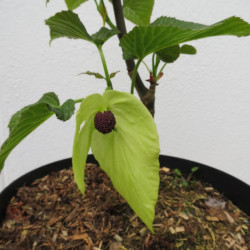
[94,111,116,134]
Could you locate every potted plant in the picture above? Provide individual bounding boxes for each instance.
[0,0,250,248]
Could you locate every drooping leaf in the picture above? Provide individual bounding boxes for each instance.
[91,27,118,46]
[120,16,250,60]
[123,0,154,25]
[65,0,88,10]
[109,71,120,79]
[91,90,160,232]
[72,90,160,231]
[73,94,107,194]
[0,93,60,172]
[156,45,180,63]
[51,99,75,121]
[180,44,197,55]
[80,71,105,79]
[45,10,92,43]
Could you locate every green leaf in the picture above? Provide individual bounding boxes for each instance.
[191,166,199,173]
[80,71,105,79]
[0,93,60,172]
[65,0,88,10]
[174,169,182,177]
[45,10,92,43]
[109,71,120,79]
[73,94,107,194]
[91,27,118,46]
[73,90,160,231]
[180,44,197,55]
[123,0,154,25]
[156,45,180,63]
[51,99,75,121]
[91,91,160,232]
[120,16,250,60]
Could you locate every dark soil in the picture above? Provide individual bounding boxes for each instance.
[0,164,249,249]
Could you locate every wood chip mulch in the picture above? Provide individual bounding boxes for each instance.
[0,164,249,249]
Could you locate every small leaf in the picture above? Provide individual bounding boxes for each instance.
[0,93,60,172]
[109,71,120,79]
[156,45,180,63]
[45,10,92,43]
[65,0,88,10]
[123,0,154,25]
[180,44,197,55]
[91,27,118,46]
[174,168,182,177]
[51,99,75,121]
[191,166,199,173]
[120,16,250,60]
[80,71,105,79]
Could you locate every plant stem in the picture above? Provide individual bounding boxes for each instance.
[131,59,142,94]
[142,61,151,73]
[94,0,116,30]
[158,62,167,76]
[97,46,113,89]
[74,98,84,104]
[112,0,148,99]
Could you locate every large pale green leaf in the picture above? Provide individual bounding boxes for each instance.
[123,0,154,25]
[0,93,59,172]
[91,27,118,46]
[45,10,92,43]
[73,94,107,194]
[91,90,160,232]
[65,0,88,10]
[120,16,250,60]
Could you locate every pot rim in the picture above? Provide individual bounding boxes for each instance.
[0,154,249,223]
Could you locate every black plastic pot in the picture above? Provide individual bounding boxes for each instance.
[1,154,250,223]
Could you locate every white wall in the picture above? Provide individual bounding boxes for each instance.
[0,0,250,191]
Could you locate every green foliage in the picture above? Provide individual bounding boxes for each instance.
[81,71,105,79]
[120,16,250,60]
[65,0,88,10]
[45,11,92,43]
[51,99,75,121]
[0,93,59,172]
[123,0,154,25]
[156,45,180,63]
[73,90,160,231]
[46,11,118,48]
[180,44,197,55]
[91,27,118,46]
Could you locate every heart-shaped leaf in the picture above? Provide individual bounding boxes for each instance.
[120,16,250,60]
[73,90,160,232]
[123,0,154,25]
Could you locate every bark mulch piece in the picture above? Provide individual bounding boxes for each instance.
[0,164,249,249]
